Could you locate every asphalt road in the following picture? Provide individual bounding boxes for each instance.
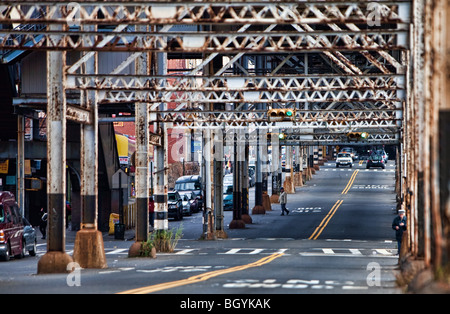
[0,159,402,299]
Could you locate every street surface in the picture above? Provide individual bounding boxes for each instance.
[0,160,401,297]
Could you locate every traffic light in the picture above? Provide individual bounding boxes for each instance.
[266,132,287,141]
[268,108,295,122]
[347,132,369,141]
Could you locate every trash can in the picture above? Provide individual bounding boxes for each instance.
[109,213,119,235]
[114,223,125,240]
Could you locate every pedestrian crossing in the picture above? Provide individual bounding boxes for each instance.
[322,168,395,172]
[35,245,397,258]
[96,246,396,258]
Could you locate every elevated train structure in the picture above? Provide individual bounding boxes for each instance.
[0,0,448,289]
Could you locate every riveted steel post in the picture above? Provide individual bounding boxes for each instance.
[38,29,73,273]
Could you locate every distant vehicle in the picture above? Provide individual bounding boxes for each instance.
[179,191,198,216]
[374,149,388,164]
[168,191,183,221]
[174,175,203,210]
[341,147,358,161]
[223,185,233,211]
[336,152,353,168]
[0,191,25,261]
[366,154,386,169]
[248,168,255,187]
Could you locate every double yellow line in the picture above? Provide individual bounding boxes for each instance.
[342,170,359,194]
[309,199,344,240]
[117,252,284,294]
[309,170,359,240]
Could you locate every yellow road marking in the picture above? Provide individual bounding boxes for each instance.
[308,199,344,240]
[341,170,359,194]
[309,169,359,240]
[117,253,284,294]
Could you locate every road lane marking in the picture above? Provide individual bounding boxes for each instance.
[341,170,359,194]
[308,199,344,240]
[117,252,284,294]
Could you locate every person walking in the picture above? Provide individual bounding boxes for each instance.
[39,207,47,239]
[279,187,289,216]
[392,209,407,255]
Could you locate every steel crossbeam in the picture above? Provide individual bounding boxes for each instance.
[1,0,409,144]
[155,110,401,129]
[67,74,404,92]
[0,1,411,26]
[0,29,408,53]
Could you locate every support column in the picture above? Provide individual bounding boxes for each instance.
[241,132,252,222]
[154,126,168,232]
[284,146,295,193]
[294,145,303,187]
[129,48,150,257]
[230,130,245,228]
[270,128,280,203]
[153,52,169,234]
[38,48,73,274]
[17,115,25,216]
[252,129,265,214]
[73,51,107,269]
[214,129,227,238]
[202,129,216,240]
[129,101,150,257]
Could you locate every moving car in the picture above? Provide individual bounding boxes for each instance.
[336,152,353,168]
[168,191,183,221]
[0,191,25,261]
[366,154,386,169]
[374,149,388,164]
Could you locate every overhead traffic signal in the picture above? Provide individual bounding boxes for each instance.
[266,132,287,141]
[347,132,369,141]
[268,108,295,122]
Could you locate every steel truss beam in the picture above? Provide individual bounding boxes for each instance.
[0,1,409,54]
[220,129,398,146]
[67,73,404,92]
[0,29,408,53]
[0,1,411,26]
[1,0,408,145]
[154,110,400,127]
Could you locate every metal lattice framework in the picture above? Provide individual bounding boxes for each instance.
[0,0,410,144]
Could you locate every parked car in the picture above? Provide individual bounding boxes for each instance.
[179,191,198,216]
[223,185,233,211]
[0,191,25,261]
[168,191,183,221]
[22,217,37,257]
[248,168,255,187]
[366,154,386,169]
[336,152,353,168]
[174,175,203,210]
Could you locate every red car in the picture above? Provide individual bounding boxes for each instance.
[0,192,25,261]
